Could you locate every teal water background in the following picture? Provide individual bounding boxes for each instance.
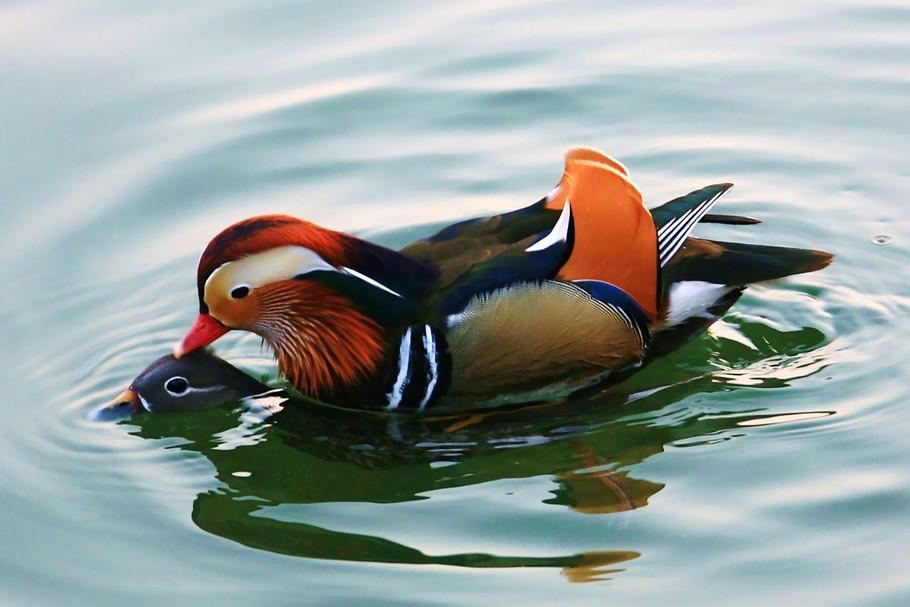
[2,1,909,605]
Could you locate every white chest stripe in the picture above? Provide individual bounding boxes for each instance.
[386,327,412,410]
[418,326,438,410]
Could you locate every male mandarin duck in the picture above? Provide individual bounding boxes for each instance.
[174,148,832,411]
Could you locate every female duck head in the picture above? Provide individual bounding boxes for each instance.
[92,350,269,420]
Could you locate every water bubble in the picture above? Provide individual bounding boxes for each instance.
[872,234,892,245]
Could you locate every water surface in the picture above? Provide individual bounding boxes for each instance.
[2,1,909,605]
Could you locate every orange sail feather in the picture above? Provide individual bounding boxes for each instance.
[546,148,659,319]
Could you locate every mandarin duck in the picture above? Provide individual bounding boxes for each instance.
[94,350,271,419]
[174,148,832,411]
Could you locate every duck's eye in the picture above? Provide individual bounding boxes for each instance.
[230,285,250,299]
[164,376,189,396]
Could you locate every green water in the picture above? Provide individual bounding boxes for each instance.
[2,1,908,605]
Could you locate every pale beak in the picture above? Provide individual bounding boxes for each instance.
[90,388,142,421]
[174,313,230,358]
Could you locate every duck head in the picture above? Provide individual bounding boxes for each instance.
[174,215,436,399]
[92,350,269,420]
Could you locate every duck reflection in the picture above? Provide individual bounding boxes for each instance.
[125,347,831,582]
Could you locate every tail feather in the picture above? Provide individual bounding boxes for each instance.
[663,238,833,287]
[646,179,830,348]
[701,213,761,226]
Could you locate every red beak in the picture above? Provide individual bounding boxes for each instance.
[174,313,230,358]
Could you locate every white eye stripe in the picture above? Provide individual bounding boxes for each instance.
[164,380,224,398]
[204,245,402,308]
[205,246,335,304]
[183,386,224,395]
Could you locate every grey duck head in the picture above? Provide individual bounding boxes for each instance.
[92,349,269,420]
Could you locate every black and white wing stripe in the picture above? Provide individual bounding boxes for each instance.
[656,188,727,267]
[385,325,449,411]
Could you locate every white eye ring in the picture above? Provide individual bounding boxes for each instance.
[164,376,189,397]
